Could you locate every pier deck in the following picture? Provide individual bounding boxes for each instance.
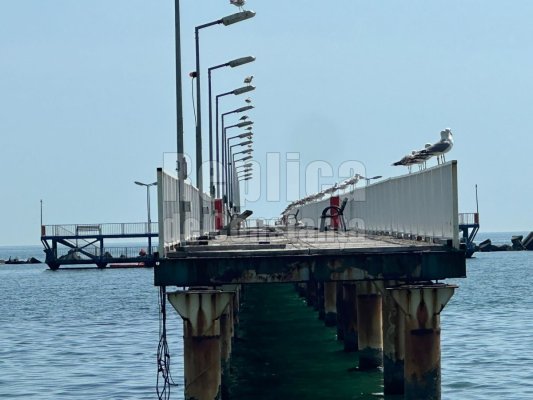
[155,228,465,286]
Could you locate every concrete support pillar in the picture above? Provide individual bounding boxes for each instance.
[336,282,344,340]
[342,283,358,352]
[219,285,238,392]
[389,284,457,400]
[317,282,325,319]
[296,283,307,298]
[219,304,233,400]
[220,305,233,366]
[306,280,318,308]
[323,281,337,327]
[221,284,239,338]
[356,281,383,369]
[168,290,233,400]
[233,285,241,331]
[374,281,405,395]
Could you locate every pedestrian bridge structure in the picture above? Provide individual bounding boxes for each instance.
[41,222,158,269]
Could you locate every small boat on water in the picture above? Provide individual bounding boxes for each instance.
[4,257,42,265]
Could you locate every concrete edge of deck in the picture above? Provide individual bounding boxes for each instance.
[154,246,466,286]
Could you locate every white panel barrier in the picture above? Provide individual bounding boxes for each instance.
[288,161,459,248]
[157,168,215,255]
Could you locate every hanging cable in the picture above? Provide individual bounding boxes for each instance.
[157,285,176,400]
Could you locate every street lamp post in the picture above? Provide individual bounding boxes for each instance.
[208,56,255,198]
[228,144,253,208]
[361,175,383,186]
[216,103,253,196]
[173,0,186,245]
[216,86,255,195]
[222,120,253,204]
[134,181,157,255]
[194,11,256,230]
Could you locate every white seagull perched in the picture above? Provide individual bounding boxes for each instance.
[392,128,455,172]
[244,75,254,85]
[230,0,246,11]
[424,128,454,164]
[392,150,418,173]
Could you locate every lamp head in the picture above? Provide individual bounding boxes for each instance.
[233,85,255,95]
[236,120,253,128]
[221,10,256,26]
[228,56,256,68]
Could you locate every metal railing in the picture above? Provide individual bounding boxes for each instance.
[289,161,459,248]
[56,246,158,259]
[459,213,479,225]
[42,222,159,237]
[157,169,215,255]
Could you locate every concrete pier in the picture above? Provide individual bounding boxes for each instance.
[306,280,318,308]
[323,282,337,327]
[375,280,405,395]
[219,286,238,399]
[390,284,457,400]
[335,282,344,340]
[221,284,239,338]
[341,283,358,352]
[167,290,233,400]
[155,226,466,399]
[356,281,383,369]
[317,282,325,320]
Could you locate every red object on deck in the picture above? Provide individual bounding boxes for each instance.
[330,196,340,229]
[215,199,223,230]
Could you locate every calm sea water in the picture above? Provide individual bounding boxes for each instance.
[0,246,184,400]
[1,232,532,399]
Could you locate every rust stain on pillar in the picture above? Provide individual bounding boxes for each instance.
[184,335,222,400]
[390,284,456,400]
[356,281,383,369]
[168,290,232,400]
[379,280,405,395]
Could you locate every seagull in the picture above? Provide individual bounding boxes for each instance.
[392,128,454,172]
[245,97,252,104]
[230,0,246,11]
[410,144,433,171]
[244,75,254,85]
[424,128,454,164]
[392,151,418,173]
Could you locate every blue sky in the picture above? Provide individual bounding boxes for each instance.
[1,0,532,245]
